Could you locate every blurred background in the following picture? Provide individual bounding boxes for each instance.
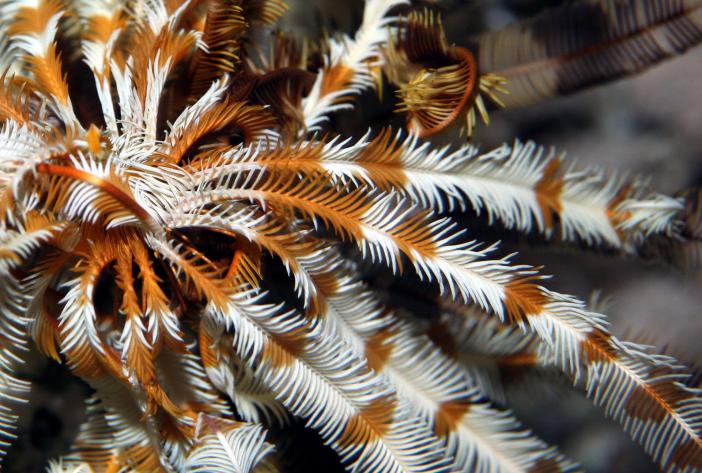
[7,1,702,472]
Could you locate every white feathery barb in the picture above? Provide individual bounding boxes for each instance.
[443,295,702,473]
[9,11,63,57]
[3,3,81,129]
[58,274,107,362]
[209,290,453,473]
[143,54,173,142]
[0,274,31,459]
[200,317,289,426]
[302,0,409,132]
[434,307,539,403]
[83,376,169,468]
[0,122,47,191]
[186,420,273,473]
[297,248,577,473]
[616,194,684,242]
[0,29,21,76]
[162,77,231,151]
[45,460,95,473]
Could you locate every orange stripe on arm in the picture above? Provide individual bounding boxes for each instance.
[34,163,152,224]
[534,155,564,233]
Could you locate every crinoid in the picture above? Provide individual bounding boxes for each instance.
[0,0,701,472]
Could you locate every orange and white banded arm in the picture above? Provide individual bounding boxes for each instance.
[437,301,702,473]
[298,247,578,473]
[2,0,81,130]
[192,132,685,252]
[301,0,409,134]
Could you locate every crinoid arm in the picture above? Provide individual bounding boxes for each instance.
[384,9,508,139]
[469,0,702,107]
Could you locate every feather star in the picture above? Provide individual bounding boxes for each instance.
[0,0,701,472]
